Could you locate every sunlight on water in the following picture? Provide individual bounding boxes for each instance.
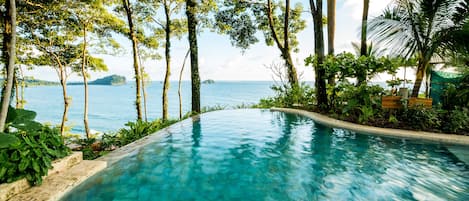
[62,110,469,201]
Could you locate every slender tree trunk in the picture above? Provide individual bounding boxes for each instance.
[327,0,336,86]
[123,0,142,120]
[283,0,299,88]
[138,52,148,122]
[163,0,171,121]
[267,0,299,87]
[310,0,328,108]
[327,0,336,55]
[179,49,190,120]
[14,71,20,109]
[0,0,17,131]
[358,0,370,85]
[186,0,200,114]
[81,26,91,139]
[57,62,69,137]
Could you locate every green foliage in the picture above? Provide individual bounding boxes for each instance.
[98,119,177,153]
[201,105,227,113]
[309,52,398,82]
[257,83,315,108]
[215,0,306,51]
[442,107,469,134]
[0,133,19,148]
[441,74,469,110]
[358,106,375,124]
[330,82,384,119]
[399,107,442,131]
[369,0,469,59]
[0,108,69,185]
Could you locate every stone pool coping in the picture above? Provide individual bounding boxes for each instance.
[271,107,469,146]
[1,152,107,201]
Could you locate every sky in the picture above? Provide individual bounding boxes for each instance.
[26,0,396,82]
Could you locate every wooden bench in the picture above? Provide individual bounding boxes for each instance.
[408,97,433,108]
[382,96,433,109]
[382,96,403,109]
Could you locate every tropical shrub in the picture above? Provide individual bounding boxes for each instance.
[0,108,69,185]
[441,74,469,110]
[398,107,442,131]
[258,83,315,108]
[95,119,177,156]
[442,107,469,134]
[332,82,384,122]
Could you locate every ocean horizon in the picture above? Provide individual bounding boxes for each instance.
[20,81,277,134]
[17,80,391,135]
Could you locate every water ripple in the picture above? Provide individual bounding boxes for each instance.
[62,109,469,201]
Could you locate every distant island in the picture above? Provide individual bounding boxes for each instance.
[87,75,126,86]
[68,75,126,86]
[202,79,215,84]
[22,78,58,86]
[13,75,127,87]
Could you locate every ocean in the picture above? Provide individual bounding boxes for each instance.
[21,81,276,134]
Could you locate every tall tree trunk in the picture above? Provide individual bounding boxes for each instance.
[283,0,299,88]
[267,0,299,87]
[0,0,17,131]
[310,0,328,108]
[163,0,171,121]
[123,0,142,120]
[138,52,148,122]
[81,26,91,139]
[327,0,336,86]
[55,60,69,137]
[186,0,200,114]
[411,59,428,97]
[179,49,190,120]
[358,0,370,85]
[327,0,335,55]
[424,65,431,98]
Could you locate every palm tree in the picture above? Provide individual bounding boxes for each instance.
[369,0,469,97]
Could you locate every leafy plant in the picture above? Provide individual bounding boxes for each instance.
[331,82,384,120]
[0,133,19,148]
[442,107,469,134]
[0,108,69,185]
[358,106,375,124]
[399,107,442,131]
[95,119,178,156]
[441,74,469,110]
[258,83,315,108]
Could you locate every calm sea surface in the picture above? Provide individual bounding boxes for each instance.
[21,81,276,134]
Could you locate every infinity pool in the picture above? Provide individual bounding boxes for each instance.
[62,109,469,201]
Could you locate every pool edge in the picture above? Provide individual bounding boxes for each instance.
[95,115,200,166]
[271,107,469,146]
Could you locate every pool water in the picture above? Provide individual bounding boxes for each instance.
[62,110,469,201]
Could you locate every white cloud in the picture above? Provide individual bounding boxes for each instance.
[343,0,393,20]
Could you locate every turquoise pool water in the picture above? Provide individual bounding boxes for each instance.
[62,110,469,201]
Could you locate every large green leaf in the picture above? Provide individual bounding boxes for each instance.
[5,106,17,125]
[13,109,37,124]
[0,133,19,148]
[11,120,43,132]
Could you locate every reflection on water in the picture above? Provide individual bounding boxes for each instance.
[62,109,469,201]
